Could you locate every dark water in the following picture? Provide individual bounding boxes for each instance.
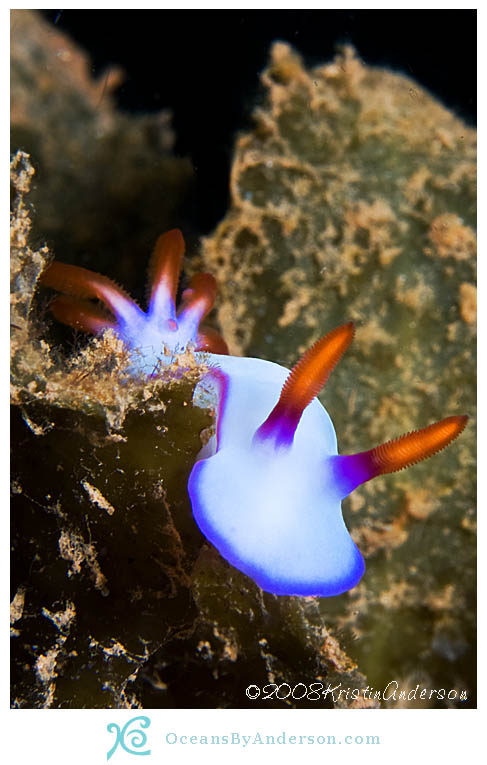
[41,9,476,233]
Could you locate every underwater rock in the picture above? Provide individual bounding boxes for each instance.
[11,159,213,705]
[11,370,212,708]
[131,545,379,709]
[10,151,52,395]
[10,9,193,283]
[201,42,476,707]
[11,153,372,708]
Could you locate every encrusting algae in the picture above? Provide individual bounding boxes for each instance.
[201,42,476,706]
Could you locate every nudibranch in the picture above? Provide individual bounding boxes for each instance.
[41,230,468,597]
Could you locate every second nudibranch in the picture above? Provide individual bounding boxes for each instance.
[41,230,468,597]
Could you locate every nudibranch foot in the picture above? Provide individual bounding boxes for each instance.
[188,447,366,597]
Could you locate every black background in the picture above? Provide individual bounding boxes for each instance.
[41,9,476,234]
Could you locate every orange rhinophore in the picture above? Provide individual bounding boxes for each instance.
[332,415,468,498]
[254,322,355,447]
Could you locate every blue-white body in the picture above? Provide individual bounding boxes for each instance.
[189,353,365,596]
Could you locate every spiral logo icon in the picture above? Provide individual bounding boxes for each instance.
[107,716,151,760]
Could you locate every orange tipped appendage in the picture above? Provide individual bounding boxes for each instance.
[254,322,355,447]
[147,229,185,317]
[41,261,142,328]
[40,229,228,367]
[333,415,468,498]
[278,322,355,417]
[365,415,468,475]
[175,273,219,342]
[180,273,218,320]
[196,326,230,355]
[50,295,118,334]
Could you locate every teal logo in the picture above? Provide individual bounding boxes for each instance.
[107,716,151,760]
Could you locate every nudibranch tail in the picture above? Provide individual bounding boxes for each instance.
[41,261,143,329]
[254,322,355,448]
[147,229,185,319]
[332,414,469,498]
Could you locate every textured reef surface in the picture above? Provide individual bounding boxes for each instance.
[11,12,475,708]
[201,42,476,706]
